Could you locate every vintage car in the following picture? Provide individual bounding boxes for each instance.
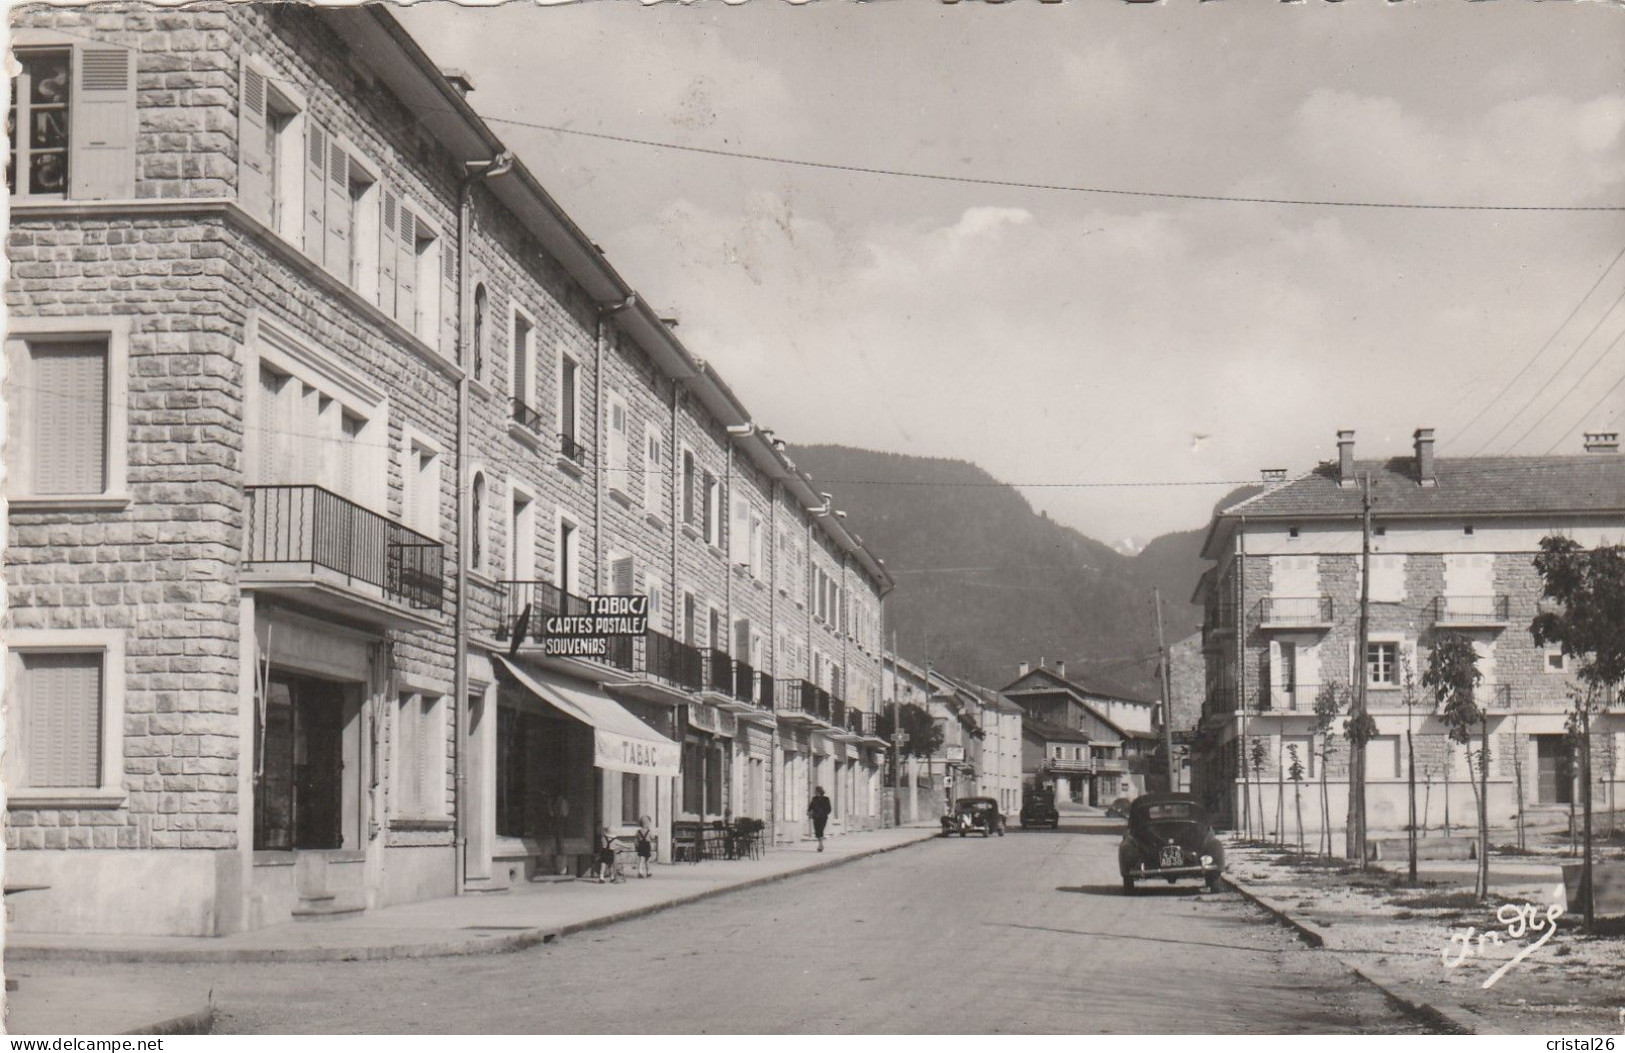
[1118,792,1224,893]
[1105,797,1133,819]
[1020,789,1060,829]
[940,796,1005,837]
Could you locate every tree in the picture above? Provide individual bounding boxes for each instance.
[1343,701,1378,865]
[1425,631,1488,900]
[1531,536,1625,934]
[1310,682,1345,857]
[1248,737,1269,843]
[1401,654,1423,887]
[1287,743,1306,854]
[893,702,945,759]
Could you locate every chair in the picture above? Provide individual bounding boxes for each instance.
[672,822,702,863]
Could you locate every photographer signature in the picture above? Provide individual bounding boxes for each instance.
[1441,886,1566,989]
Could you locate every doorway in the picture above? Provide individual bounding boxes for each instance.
[256,672,349,850]
[1536,735,1574,806]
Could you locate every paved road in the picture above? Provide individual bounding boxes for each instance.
[24,823,1431,1033]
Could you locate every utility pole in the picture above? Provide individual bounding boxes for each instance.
[1154,588,1177,793]
[890,630,902,827]
[1347,472,1374,865]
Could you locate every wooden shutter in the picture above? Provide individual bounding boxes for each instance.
[304,124,327,264]
[730,495,749,563]
[396,205,418,331]
[612,555,635,596]
[24,652,102,788]
[441,238,457,356]
[378,189,398,316]
[238,61,272,221]
[69,44,135,200]
[33,341,108,495]
[324,144,351,280]
[397,695,419,815]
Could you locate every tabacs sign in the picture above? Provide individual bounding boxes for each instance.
[541,595,649,658]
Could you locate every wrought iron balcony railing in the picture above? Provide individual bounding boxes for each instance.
[559,433,589,465]
[1259,596,1334,627]
[645,630,704,692]
[730,659,759,706]
[755,672,776,710]
[705,649,733,696]
[512,397,544,433]
[244,485,443,610]
[1258,683,1320,712]
[1432,595,1510,626]
[775,679,835,723]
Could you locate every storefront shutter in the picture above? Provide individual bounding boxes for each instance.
[33,341,107,495]
[69,44,135,200]
[238,61,272,222]
[24,652,102,788]
[304,124,327,264]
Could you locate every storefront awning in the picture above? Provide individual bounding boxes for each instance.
[494,656,680,777]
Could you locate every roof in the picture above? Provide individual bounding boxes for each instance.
[1203,454,1625,560]
[1000,665,1155,706]
[1021,718,1092,744]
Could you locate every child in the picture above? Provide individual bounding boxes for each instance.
[594,826,619,883]
[634,815,654,878]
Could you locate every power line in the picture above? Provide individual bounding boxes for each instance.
[1468,281,1625,456]
[488,113,1625,213]
[1445,242,1625,452]
[1541,360,1625,455]
[815,478,1258,489]
[1503,324,1625,453]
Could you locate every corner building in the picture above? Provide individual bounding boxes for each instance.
[4,3,892,935]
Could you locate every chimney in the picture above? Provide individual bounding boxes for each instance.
[1584,431,1620,454]
[1413,427,1436,486]
[1336,430,1356,488]
[1261,468,1287,487]
[1017,661,1030,678]
[1039,655,1047,671]
[1056,659,1067,680]
[442,69,476,97]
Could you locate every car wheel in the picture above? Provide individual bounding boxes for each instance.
[1206,873,1221,893]
[1122,875,1135,895]
[958,830,966,837]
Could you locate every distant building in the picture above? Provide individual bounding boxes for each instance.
[1002,659,1158,799]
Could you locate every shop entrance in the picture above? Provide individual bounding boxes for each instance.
[256,672,350,851]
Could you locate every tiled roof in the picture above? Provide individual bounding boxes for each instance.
[1222,455,1625,520]
[1022,718,1092,744]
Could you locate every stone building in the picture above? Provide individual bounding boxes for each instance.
[1001,660,1158,801]
[1191,428,1625,838]
[4,3,891,937]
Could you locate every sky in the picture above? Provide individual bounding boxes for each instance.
[396,0,1625,547]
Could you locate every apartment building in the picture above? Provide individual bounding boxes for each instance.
[1001,660,1157,802]
[3,4,891,936]
[931,673,1023,816]
[1191,428,1625,837]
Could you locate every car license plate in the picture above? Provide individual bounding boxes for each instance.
[1160,846,1182,868]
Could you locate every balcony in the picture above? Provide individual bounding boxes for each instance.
[704,648,734,697]
[511,397,544,434]
[776,679,835,725]
[494,586,700,695]
[1044,757,1092,773]
[1257,683,1320,712]
[1205,686,1237,714]
[1432,594,1509,629]
[243,485,443,629]
[558,433,590,475]
[1258,596,1334,630]
[1203,601,1237,645]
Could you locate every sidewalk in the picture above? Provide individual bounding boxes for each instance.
[4,824,940,966]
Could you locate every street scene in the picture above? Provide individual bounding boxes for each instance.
[5,0,1625,1040]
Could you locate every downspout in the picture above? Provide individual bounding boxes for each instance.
[769,478,779,844]
[1236,516,1248,837]
[453,152,512,896]
[592,295,636,589]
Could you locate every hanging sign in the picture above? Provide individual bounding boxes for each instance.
[541,595,649,658]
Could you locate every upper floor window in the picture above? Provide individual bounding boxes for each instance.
[1366,641,1398,687]
[469,471,488,574]
[643,426,664,518]
[378,192,438,343]
[682,449,698,527]
[239,59,302,238]
[606,391,629,494]
[401,429,442,540]
[703,471,720,546]
[8,41,135,201]
[559,356,581,460]
[510,308,537,428]
[4,319,130,504]
[471,283,488,383]
[3,629,126,806]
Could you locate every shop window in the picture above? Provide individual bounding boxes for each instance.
[496,705,543,839]
[621,772,642,825]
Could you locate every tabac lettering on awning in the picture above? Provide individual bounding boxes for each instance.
[594,728,681,775]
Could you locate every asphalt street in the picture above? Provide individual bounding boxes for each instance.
[25,821,1431,1034]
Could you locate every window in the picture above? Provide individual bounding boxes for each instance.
[469,472,487,574]
[1368,735,1401,780]
[239,58,302,237]
[749,513,765,579]
[374,192,437,341]
[5,320,130,504]
[683,592,697,647]
[471,283,488,383]
[509,483,536,581]
[703,471,720,546]
[3,630,125,805]
[559,356,580,459]
[682,449,698,526]
[8,41,135,200]
[611,553,635,596]
[1544,646,1567,674]
[645,574,665,633]
[401,429,441,539]
[393,692,447,819]
[510,309,537,428]
[643,426,664,518]
[1366,642,1398,687]
[606,392,629,494]
[556,514,580,596]
[621,772,643,825]
[496,705,543,838]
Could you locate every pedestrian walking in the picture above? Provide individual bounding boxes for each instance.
[634,815,654,878]
[593,826,620,883]
[808,786,832,852]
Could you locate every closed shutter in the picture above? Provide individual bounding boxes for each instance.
[417,698,436,815]
[304,124,327,263]
[643,431,662,514]
[68,44,135,200]
[607,396,627,476]
[23,652,102,788]
[612,555,634,596]
[325,144,351,280]
[238,61,272,221]
[730,495,749,563]
[441,238,457,356]
[34,341,108,495]
[396,206,418,331]
[378,189,398,316]
[396,695,419,815]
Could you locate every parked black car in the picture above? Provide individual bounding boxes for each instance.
[1118,793,1224,893]
[1020,789,1060,829]
[940,797,1005,837]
